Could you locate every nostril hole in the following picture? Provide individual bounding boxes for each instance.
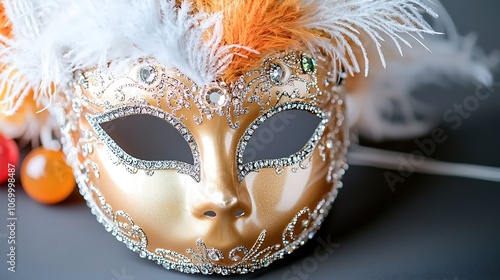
[204,211,217,218]
[235,210,245,217]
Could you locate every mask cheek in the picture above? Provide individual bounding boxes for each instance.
[243,155,331,227]
[72,110,199,251]
[85,143,209,252]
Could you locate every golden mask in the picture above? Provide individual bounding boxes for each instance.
[52,51,348,273]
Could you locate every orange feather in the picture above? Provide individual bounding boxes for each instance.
[190,0,318,82]
[0,2,12,38]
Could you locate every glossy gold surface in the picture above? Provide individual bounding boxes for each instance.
[67,52,347,266]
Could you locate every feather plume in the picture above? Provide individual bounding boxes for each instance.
[193,0,439,81]
[345,2,499,140]
[0,0,441,110]
[302,0,440,76]
[191,0,315,81]
[0,1,53,144]
[0,0,251,115]
[0,0,496,144]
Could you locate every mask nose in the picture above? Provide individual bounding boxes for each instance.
[190,122,252,221]
[193,183,251,220]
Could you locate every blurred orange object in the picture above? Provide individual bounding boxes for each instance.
[21,147,75,204]
[0,2,52,142]
[0,134,19,184]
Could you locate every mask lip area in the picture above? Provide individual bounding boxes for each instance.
[86,104,201,181]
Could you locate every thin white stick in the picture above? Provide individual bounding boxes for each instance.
[348,144,500,183]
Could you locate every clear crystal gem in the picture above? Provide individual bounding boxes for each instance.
[269,63,284,83]
[205,87,227,107]
[139,66,156,84]
[301,219,310,228]
[301,55,316,73]
[308,231,316,239]
[77,73,89,89]
[207,249,223,261]
[326,139,333,149]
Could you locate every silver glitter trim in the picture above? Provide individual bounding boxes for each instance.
[79,51,322,130]
[236,101,327,181]
[86,105,201,182]
[82,177,341,275]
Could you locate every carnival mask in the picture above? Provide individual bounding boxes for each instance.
[0,0,494,275]
[48,50,347,274]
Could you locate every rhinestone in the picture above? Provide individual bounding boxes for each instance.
[207,249,223,261]
[269,63,284,83]
[199,267,209,274]
[301,219,310,228]
[205,87,227,107]
[326,140,333,149]
[77,73,89,89]
[323,78,330,87]
[301,55,316,73]
[139,66,156,84]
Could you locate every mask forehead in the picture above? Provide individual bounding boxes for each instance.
[78,50,342,176]
[79,51,322,123]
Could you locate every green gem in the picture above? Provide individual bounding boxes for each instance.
[301,55,316,73]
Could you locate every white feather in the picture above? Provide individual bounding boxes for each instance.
[303,0,440,77]
[345,2,499,140]
[0,0,441,112]
[0,0,251,116]
[0,0,496,144]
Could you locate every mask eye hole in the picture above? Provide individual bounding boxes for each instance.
[237,102,326,180]
[87,106,200,181]
[100,114,194,164]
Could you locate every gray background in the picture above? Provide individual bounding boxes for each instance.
[1,0,500,279]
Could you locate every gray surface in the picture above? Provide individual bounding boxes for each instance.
[1,1,500,279]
